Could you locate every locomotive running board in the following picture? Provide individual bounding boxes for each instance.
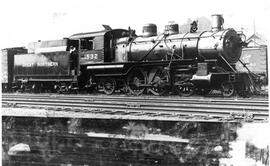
[87,64,124,69]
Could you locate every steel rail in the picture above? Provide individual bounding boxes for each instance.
[2,102,267,119]
[2,98,268,110]
[2,94,268,122]
[2,93,268,105]
[3,92,268,100]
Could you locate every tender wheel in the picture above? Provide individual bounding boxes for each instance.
[149,68,170,96]
[2,84,8,92]
[31,84,37,93]
[102,78,116,95]
[58,83,68,94]
[18,84,25,93]
[127,68,147,95]
[175,81,195,97]
[221,81,235,97]
[31,83,43,93]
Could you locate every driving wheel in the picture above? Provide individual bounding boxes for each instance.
[127,68,147,95]
[148,68,170,96]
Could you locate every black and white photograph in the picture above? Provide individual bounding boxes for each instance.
[1,0,269,165]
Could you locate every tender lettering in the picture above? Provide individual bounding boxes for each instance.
[37,62,58,67]
[22,62,58,67]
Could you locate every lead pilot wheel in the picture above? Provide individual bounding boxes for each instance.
[102,78,116,95]
[127,68,147,96]
[221,81,235,97]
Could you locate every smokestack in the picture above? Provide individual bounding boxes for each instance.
[211,14,224,31]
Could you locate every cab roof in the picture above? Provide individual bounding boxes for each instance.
[69,29,129,39]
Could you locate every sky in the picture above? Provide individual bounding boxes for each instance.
[0,0,269,49]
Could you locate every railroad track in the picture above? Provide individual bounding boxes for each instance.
[2,93,269,122]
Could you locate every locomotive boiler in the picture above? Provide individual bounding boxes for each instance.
[2,14,255,97]
[117,19,242,65]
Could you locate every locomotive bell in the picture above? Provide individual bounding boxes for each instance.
[165,22,179,35]
[211,14,224,31]
[142,23,157,37]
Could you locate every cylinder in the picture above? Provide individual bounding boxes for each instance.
[142,23,157,37]
[211,14,224,31]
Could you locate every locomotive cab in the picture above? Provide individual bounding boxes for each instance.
[69,29,130,65]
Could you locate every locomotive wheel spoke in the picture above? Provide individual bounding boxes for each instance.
[127,68,147,95]
[102,78,116,95]
[175,81,195,97]
[149,68,170,96]
[221,81,235,97]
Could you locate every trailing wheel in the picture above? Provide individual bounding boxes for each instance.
[102,77,116,95]
[127,68,147,95]
[148,68,170,96]
[221,81,235,97]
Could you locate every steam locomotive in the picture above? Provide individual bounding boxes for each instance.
[2,15,256,97]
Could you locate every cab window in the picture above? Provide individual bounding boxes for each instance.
[80,38,94,50]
